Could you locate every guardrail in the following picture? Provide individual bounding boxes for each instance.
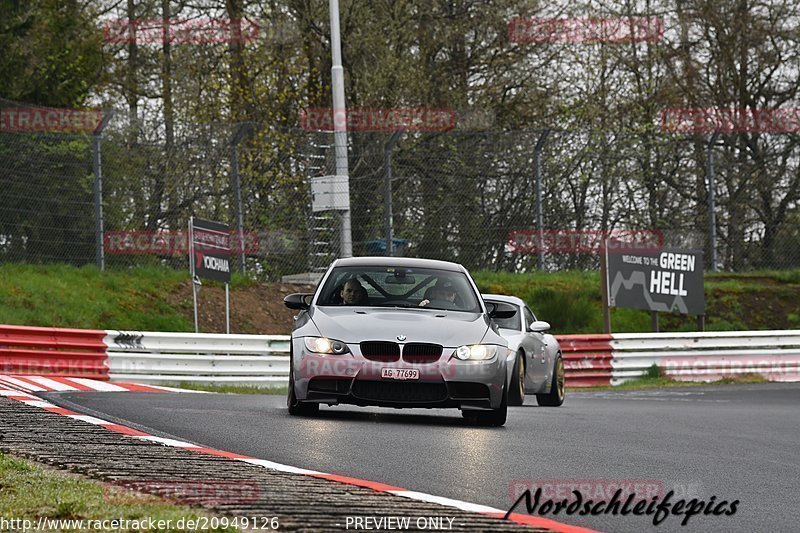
[0,325,109,380]
[558,334,613,387]
[105,330,290,386]
[610,330,800,385]
[2,325,799,387]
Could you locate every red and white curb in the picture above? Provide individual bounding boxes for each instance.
[0,388,596,533]
[0,375,198,394]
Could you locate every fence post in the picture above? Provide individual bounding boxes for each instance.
[384,131,403,256]
[534,128,550,271]
[706,130,720,272]
[92,111,114,271]
[231,124,249,275]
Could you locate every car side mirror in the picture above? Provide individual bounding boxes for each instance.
[284,293,313,310]
[488,302,517,319]
[529,320,551,333]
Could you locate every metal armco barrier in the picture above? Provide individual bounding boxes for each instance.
[2,325,800,387]
[0,325,109,379]
[558,334,613,387]
[610,330,800,385]
[105,331,290,386]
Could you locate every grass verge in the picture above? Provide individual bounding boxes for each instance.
[0,264,192,331]
[2,263,800,333]
[0,452,238,532]
[171,383,288,395]
[571,368,769,392]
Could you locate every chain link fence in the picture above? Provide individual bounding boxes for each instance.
[2,98,800,280]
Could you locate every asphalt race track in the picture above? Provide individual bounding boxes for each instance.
[47,383,800,533]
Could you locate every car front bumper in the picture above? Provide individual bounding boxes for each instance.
[292,338,507,410]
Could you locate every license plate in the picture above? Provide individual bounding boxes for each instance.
[381,368,419,380]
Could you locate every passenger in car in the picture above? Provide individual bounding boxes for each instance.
[419,280,458,307]
[340,279,367,305]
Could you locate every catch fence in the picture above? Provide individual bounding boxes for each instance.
[3,98,800,279]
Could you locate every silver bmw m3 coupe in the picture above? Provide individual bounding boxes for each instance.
[283,257,515,426]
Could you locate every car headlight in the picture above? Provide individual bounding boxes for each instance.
[304,336,350,355]
[453,344,498,361]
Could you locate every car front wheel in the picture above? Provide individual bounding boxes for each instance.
[536,355,565,407]
[287,364,319,416]
[508,351,525,406]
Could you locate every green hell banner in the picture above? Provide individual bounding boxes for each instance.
[607,247,704,316]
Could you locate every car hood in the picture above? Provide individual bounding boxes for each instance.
[309,307,490,347]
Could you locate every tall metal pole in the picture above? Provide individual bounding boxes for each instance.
[384,131,402,256]
[329,0,352,257]
[534,128,550,271]
[225,283,230,334]
[600,240,611,334]
[231,133,246,274]
[706,130,720,272]
[189,217,199,334]
[92,111,113,271]
[92,132,104,271]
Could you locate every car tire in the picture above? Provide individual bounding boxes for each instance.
[463,385,508,427]
[508,351,525,407]
[287,362,319,416]
[536,355,565,407]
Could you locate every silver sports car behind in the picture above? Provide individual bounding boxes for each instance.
[283,257,516,426]
[482,294,565,407]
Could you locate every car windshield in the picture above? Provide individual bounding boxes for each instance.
[317,266,482,312]
[485,301,521,330]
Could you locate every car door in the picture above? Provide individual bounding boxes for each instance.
[523,306,549,391]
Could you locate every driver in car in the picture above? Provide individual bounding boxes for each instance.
[419,280,457,308]
[340,278,367,305]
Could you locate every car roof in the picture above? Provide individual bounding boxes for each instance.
[332,256,466,272]
[482,293,526,307]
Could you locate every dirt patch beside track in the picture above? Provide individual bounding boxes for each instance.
[165,281,315,334]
